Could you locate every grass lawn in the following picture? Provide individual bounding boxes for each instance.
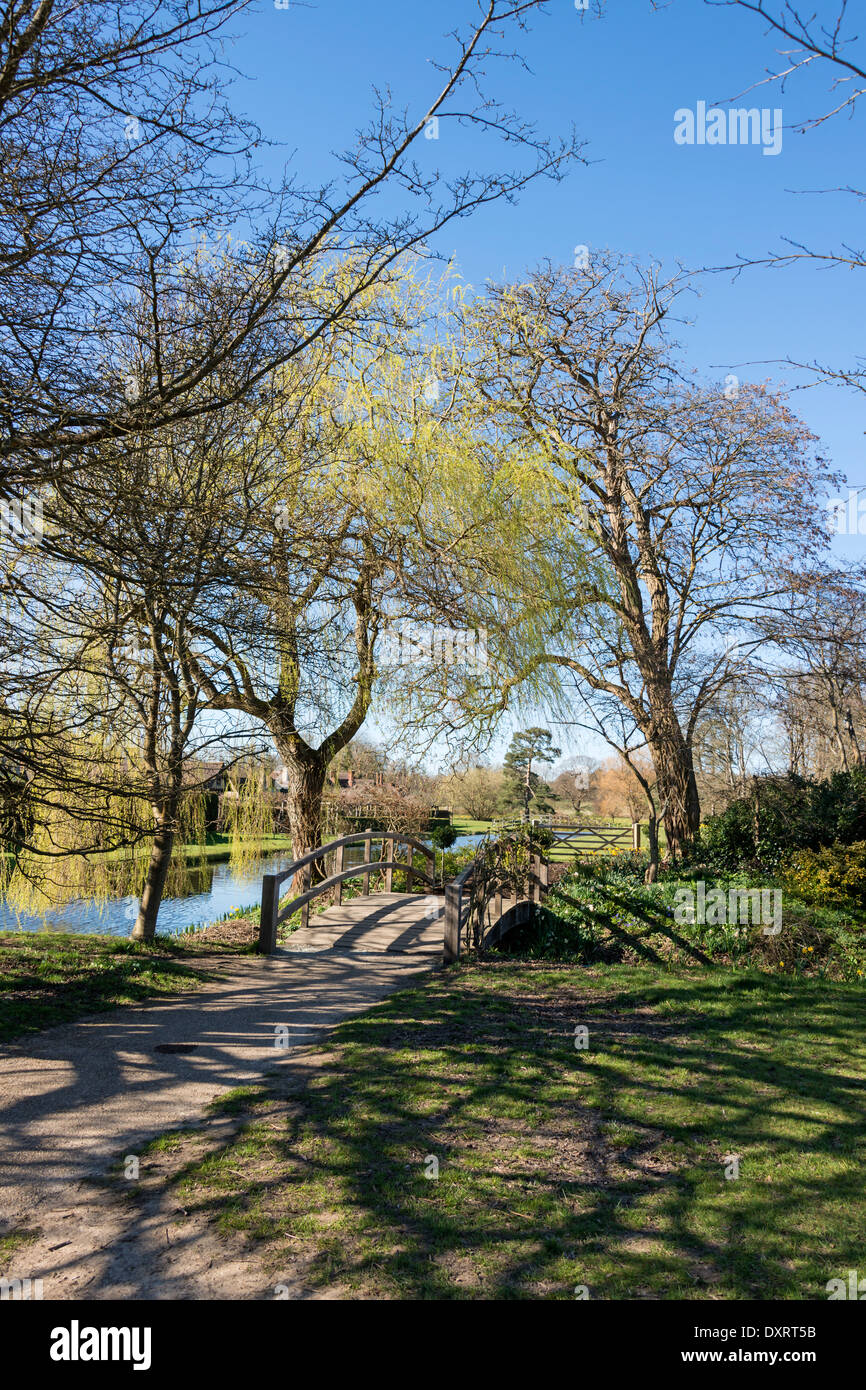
[179,834,294,863]
[132,960,866,1299]
[0,932,248,1043]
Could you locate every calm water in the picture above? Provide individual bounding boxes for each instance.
[0,834,485,938]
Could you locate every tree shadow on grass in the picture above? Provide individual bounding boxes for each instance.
[164,966,866,1300]
[0,954,217,1043]
[554,887,717,968]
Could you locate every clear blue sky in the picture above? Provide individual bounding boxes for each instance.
[228,0,865,765]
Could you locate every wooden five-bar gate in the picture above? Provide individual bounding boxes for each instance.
[493,817,641,854]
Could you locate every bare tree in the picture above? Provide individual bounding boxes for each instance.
[691,677,770,806]
[762,566,866,772]
[0,0,582,496]
[1,385,279,938]
[552,755,598,817]
[438,765,504,821]
[702,1,866,393]
[450,254,835,855]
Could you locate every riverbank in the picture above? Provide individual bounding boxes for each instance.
[0,931,250,1043]
[176,834,294,863]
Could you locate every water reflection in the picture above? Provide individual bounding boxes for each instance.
[0,834,483,938]
[0,850,296,939]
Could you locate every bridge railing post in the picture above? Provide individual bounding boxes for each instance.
[258,873,279,954]
[300,863,311,929]
[540,855,550,893]
[385,835,393,894]
[362,828,372,894]
[334,841,344,904]
[444,882,461,964]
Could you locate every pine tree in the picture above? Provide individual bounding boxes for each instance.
[503,729,562,821]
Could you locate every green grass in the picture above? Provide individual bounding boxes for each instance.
[132,961,866,1299]
[0,931,245,1042]
[178,834,294,864]
[0,1225,41,1266]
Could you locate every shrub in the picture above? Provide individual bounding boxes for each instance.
[573,849,648,882]
[698,768,866,870]
[439,844,477,879]
[496,863,866,981]
[531,825,556,850]
[781,841,866,907]
[429,823,458,851]
[811,768,866,845]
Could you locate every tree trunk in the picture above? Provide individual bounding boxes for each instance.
[828,692,849,771]
[646,705,700,859]
[845,705,863,767]
[131,807,176,942]
[276,738,328,889]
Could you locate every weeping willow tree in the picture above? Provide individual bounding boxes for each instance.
[2,765,211,925]
[219,760,275,875]
[163,253,606,878]
[0,756,146,916]
[170,256,491,877]
[0,582,219,928]
[356,279,608,772]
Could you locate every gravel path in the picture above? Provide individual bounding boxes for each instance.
[0,897,441,1299]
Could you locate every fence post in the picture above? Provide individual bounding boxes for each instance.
[362,827,372,894]
[444,883,461,964]
[632,821,641,851]
[258,874,279,954]
[407,841,414,891]
[334,840,344,905]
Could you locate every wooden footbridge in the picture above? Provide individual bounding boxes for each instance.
[256,829,553,964]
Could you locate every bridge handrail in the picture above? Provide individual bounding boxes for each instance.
[263,830,435,891]
[275,857,432,921]
[257,829,434,953]
[443,835,550,963]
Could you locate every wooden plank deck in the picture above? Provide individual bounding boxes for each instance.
[277,891,446,955]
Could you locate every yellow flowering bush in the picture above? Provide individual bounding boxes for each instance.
[781,841,866,907]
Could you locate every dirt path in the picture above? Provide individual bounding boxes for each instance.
[0,935,439,1299]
